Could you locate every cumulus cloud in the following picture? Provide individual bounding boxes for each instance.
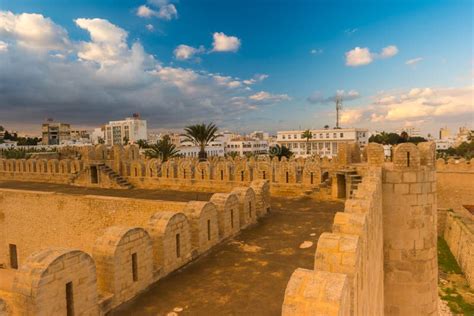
[310,48,323,55]
[243,74,268,85]
[0,40,8,52]
[0,11,288,130]
[136,1,177,20]
[326,86,473,128]
[307,90,360,104]
[379,45,398,58]
[212,32,241,52]
[345,45,398,67]
[173,44,205,60]
[0,11,70,51]
[146,24,154,31]
[406,57,423,65]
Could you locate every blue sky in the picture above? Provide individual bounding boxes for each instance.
[0,0,472,135]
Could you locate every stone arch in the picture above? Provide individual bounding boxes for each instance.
[234,162,252,182]
[161,159,176,179]
[302,160,321,185]
[14,159,25,173]
[231,187,257,228]
[146,159,161,177]
[93,227,153,308]
[321,171,330,183]
[250,180,271,217]
[393,143,420,170]
[70,160,83,173]
[59,159,71,174]
[147,211,192,275]
[210,193,240,239]
[5,160,15,172]
[47,159,59,173]
[183,201,219,254]
[278,161,297,184]
[366,143,385,166]
[95,144,108,160]
[130,160,145,177]
[254,161,272,182]
[26,159,37,173]
[124,145,139,161]
[37,159,47,173]
[11,248,98,315]
[215,160,231,181]
[177,159,195,180]
[195,161,213,180]
[417,141,436,167]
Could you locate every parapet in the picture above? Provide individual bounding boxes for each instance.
[391,141,436,170]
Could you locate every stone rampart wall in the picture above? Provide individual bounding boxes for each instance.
[282,166,384,315]
[438,209,474,288]
[0,180,270,314]
[436,158,474,210]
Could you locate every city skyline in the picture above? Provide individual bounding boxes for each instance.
[0,0,472,135]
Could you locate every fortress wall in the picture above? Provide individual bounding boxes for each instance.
[439,210,474,288]
[0,184,266,268]
[436,159,474,210]
[283,163,384,316]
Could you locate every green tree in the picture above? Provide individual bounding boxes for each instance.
[145,135,180,162]
[269,145,293,161]
[301,129,312,155]
[182,123,219,161]
[136,139,148,149]
[123,136,129,145]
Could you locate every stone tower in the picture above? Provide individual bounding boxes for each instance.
[382,142,438,315]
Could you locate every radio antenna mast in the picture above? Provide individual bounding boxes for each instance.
[335,95,343,129]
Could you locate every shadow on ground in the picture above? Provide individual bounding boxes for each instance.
[112,196,343,316]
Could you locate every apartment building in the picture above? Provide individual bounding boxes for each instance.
[105,114,147,146]
[276,128,368,157]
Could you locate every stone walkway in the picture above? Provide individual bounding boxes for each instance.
[111,196,343,316]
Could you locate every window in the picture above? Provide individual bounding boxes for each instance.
[248,202,252,218]
[333,133,337,138]
[131,253,138,282]
[176,233,181,258]
[66,282,74,316]
[90,166,98,184]
[231,209,234,228]
[326,133,329,138]
[207,220,211,241]
[340,133,344,138]
[9,244,18,269]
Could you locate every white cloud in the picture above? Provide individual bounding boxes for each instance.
[136,1,177,20]
[344,28,358,35]
[0,11,290,130]
[0,11,70,51]
[243,74,268,85]
[0,40,8,52]
[405,57,423,65]
[345,45,398,67]
[307,89,360,104]
[249,91,290,103]
[379,45,398,58]
[174,44,205,60]
[212,32,241,52]
[310,48,323,55]
[146,24,154,31]
[345,47,373,66]
[340,108,363,124]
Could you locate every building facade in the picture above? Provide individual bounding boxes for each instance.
[41,122,71,145]
[276,128,368,157]
[105,116,147,146]
[225,137,269,156]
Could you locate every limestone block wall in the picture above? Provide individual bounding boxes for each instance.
[436,158,474,210]
[93,227,154,310]
[382,142,438,315]
[282,163,384,316]
[231,187,257,228]
[147,211,193,276]
[209,193,240,239]
[6,248,99,316]
[182,201,219,255]
[440,210,474,288]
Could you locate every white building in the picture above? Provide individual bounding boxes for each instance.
[90,127,105,145]
[225,137,269,156]
[397,126,421,138]
[276,128,368,158]
[435,139,455,150]
[105,115,147,146]
[177,141,225,158]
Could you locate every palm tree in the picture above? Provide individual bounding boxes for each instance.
[182,123,220,161]
[269,145,293,161]
[145,135,180,162]
[302,129,312,155]
[136,139,148,149]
